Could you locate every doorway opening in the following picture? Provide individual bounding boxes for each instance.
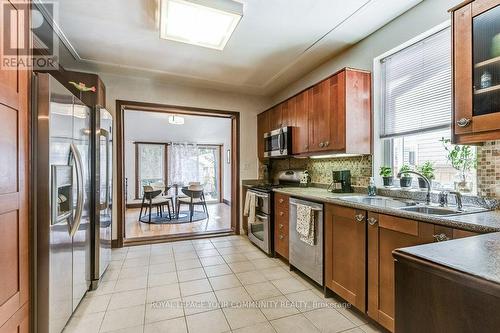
[116,101,240,246]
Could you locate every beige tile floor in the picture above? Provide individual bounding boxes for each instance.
[64,235,385,333]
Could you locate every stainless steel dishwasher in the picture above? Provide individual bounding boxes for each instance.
[289,198,323,286]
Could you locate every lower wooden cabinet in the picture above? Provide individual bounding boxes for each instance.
[0,303,29,333]
[325,204,366,312]
[274,193,289,259]
[367,213,435,332]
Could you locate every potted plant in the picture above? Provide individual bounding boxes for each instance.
[379,166,393,187]
[417,161,435,189]
[399,164,413,189]
[440,138,476,193]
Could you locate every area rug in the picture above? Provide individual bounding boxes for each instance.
[139,210,208,224]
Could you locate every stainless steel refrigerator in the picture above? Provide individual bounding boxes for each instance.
[91,106,113,288]
[33,73,92,333]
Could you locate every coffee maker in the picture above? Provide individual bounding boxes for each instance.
[329,170,353,193]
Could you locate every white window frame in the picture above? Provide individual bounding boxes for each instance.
[372,21,451,187]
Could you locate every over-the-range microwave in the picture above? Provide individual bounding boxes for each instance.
[264,126,292,158]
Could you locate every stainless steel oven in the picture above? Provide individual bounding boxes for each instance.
[247,189,272,254]
[264,126,292,158]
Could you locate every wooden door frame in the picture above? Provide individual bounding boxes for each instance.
[115,100,240,247]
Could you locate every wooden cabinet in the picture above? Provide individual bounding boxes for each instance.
[274,193,290,259]
[292,90,310,154]
[367,213,435,332]
[256,67,371,159]
[257,111,270,161]
[325,204,366,311]
[452,0,500,143]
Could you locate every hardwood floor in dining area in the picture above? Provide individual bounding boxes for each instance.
[125,203,231,239]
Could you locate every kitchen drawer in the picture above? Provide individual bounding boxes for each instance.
[275,193,290,211]
[274,206,289,260]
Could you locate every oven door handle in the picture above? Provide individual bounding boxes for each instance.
[255,214,268,220]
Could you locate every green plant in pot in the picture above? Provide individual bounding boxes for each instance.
[417,161,435,189]
[440,138,476,193]
[379,166,393,187]
[399,164,413,189]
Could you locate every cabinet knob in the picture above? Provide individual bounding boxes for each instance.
[433,233,450,242]
[324,141,330,147]
[279,224,283,229]
[279,198,284,204]
[279,211,284,216]
[279,234,284,240]
[319,142,325,148]
[304,144,309,149]
[457,118,471,128]
[354,214,365,222]
[367,217,378,226]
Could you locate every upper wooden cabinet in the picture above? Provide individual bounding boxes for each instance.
[257,67,371,158]
[257,110,270,161]
[452,0,500,143]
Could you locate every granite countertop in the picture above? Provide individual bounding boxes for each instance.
[395,233,500,285]
[272,187,500,233]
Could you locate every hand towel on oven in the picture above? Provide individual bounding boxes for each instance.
[296,203,315,246]
[244,191,256,225]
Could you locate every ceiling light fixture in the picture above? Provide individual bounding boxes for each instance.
[168,115,185,125]
[160,0,243,50]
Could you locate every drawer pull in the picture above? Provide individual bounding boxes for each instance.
[279,198,284,204]
[457,118,471,128]
[319,142,325,148]
[433,233,450,242]
[279,235,284,240]
[324,141,330,147]
[279,211,284,216]
[367,217,378,226]
[279,224,283,229]
[354,214,365,222]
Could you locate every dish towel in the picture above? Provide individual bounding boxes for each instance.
[243,191,257,225]
[296,203,315,246]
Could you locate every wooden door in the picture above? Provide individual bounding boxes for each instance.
[329,72,346,151]
[0,0,30,331]
[367,213,434,332]
[257,111,270,161]
[453,0,500,143]
[325,204,366,311]
[274,193,289,259]
[308,80,331,152]
[280,99,294,127]
[269,104,282,130]
[292,90,310,154]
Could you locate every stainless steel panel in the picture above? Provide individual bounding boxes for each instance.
[248,213,271,254]
[249,189,270,215]
[289,198,323,285]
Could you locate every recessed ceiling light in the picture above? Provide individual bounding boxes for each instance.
[168,115,185,125]
[160,0,243,50]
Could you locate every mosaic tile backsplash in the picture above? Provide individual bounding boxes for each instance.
[477,140,500,199]
[268,155,373,187]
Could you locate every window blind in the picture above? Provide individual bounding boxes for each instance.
[380,27,451,138]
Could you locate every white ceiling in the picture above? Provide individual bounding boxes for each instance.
[48,0,422,95]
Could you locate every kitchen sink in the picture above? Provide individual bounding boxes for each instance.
[399,205,488,216]
[337,196,418,209]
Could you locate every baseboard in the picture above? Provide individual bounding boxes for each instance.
[223,199,231,206]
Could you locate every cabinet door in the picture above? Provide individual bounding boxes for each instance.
[329,71,346,150]
[453,1,500,141]
[292,90,310,154]
[367,214,434,332]
[281,99,294,127]
[269,105,283,130]
[309,80,331,152]
[325,205,366,311]
[257,111,270,161]
[274,193,289,259]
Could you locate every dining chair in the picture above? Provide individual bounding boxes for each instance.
[139,185,172,222]
[151,181,176,215]
[177,185,209,222]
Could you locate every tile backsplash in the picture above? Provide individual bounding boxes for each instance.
[477,140,500,199]
[268,155,373,187]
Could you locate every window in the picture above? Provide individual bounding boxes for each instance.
[379,27,476,191]
[136,143,167,198]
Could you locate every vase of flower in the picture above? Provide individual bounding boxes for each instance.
[441,138,476,194]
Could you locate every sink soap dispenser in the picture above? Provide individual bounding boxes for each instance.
[367,177,377,196]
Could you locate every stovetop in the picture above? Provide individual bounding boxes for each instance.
[249,184,284,193]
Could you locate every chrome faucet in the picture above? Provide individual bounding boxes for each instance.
[397,170,431,205]
[449,191,463,211]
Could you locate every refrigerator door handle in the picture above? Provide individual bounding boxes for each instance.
[99,128,110,211]
[69,143,84,237]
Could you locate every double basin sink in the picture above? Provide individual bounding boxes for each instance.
[335,195,488,216]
